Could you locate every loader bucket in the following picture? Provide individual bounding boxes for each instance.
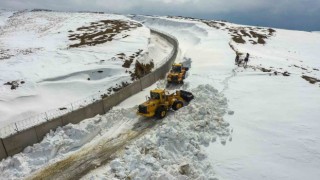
[180,90,194,102]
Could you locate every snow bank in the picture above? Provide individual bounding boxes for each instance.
[1,84,230,180]
[0,107,138,179]
[131,15,208,57]
[83,84,231,179]
[139,33,173,68]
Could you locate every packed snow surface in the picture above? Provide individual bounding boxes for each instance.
[83,85,230,180]
[0,84,231,180]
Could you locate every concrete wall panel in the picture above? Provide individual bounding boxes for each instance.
[154,66,166,80]
[61,108,86,125]
[84,100,105,119]
[102,94,119,111]
[125,81,142,97]
[0,139,7,160]
[3,128,38,156]
[140,73,155,89]
[35,117,63,141]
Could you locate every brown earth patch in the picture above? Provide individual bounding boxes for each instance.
[131,60,155,80]
[202,21,220,29]
[282,71,290,76]
[232,35,246,44]
[268,28,276,36]
[120,49,143,68]
[167,16,275,45]
[68,20,142,48]
[3,80,24,90]
[260,67,272,72]
[302,75,320,84]
[240,29,252,38]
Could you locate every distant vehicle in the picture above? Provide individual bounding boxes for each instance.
[167,63,189,84]
[137,89,194,119]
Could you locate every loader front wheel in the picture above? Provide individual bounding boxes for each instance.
[155,106,167,119]
[172,100,184,111]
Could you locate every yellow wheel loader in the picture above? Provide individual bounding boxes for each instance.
[137,89,194,119]
[167,63,189,84]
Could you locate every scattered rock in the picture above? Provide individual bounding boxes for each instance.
[100,94,108,99]
[228,111,234,115]
[4,81,20,90]
[261,67,272,72]
[179,163,190,175]
[282,71,290,76]
[302,75,320,84]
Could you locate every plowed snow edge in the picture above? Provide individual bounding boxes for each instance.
[27,119,158,180]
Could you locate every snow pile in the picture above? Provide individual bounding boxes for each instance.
[83,84,231,180]
[0,108,138,179]
[131,15,208,56]
[138,33,173,68]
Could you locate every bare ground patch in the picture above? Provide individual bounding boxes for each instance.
[3,80,25,90]
[119,49,144,68]
[131,60,154,80]
[68,20,142,48]
[302,75,320,84]
[167,16,275,45]
[227,27,274,45]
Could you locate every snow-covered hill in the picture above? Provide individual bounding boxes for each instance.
[0,10,173,128]
[131,15,320,180]
[1,11,320,180]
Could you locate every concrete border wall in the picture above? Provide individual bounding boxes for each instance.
[0,139,7,160]
[2,127,38,156]
[35,117,63,141]
[0,29,178,160]
[140,73,156,89]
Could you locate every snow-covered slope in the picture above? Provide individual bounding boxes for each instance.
[0,10,15,26]
[0,12,320,180]
[0,10,174,128]
[207,26,320,180]
[134,16,320,180]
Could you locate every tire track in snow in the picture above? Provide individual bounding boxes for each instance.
[221,68,237,93]
[27,118,162,180]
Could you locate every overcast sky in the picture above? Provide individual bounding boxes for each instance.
[1,0,320,31]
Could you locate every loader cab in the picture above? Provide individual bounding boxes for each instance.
[150,89,166,103]
[171,64,182,73]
